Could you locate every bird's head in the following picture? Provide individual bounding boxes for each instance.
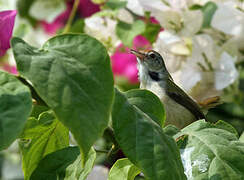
[131,49,166,71]
[130,49,171,82]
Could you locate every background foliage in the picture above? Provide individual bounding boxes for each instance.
[0,0,244,179]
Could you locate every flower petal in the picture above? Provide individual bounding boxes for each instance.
[0,10,17,56]
[211,2,244,36]
[215,52,238,90]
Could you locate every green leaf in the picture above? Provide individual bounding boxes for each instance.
[116,20,146,47]
[17,0,37,25]
[215,120,239,138]
[104,0,127,10]
[11,34,114,162]
[201,1,217,28]
[30,146,96,180]
[0,71,32,150]
[189,4,203,10]
[125,89,165,127]
[19,111,69,179]
[163,125,180,137]
[240,132,244,142]
[69,19,85,33]
[108,158,140,180]
[30,104,50,119]
[30,146,80,180]
[141,23,161,44]
[64,147,96,180]
[112,89,186,180]
[175,120,244,180]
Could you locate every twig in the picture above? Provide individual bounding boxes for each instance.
[63,0,80,33]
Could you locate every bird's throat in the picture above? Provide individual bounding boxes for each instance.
[148,71,160,81]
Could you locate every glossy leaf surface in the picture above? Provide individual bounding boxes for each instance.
[112,89,186,180]
[11,34,114,161]
[108,158,140,180]
[175,120,244,180]
[0,71,32,150]
[19,111,69,179]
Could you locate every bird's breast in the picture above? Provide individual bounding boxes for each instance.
[142,82,195,129]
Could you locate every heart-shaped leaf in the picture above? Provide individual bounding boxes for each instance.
[19,111,69,179]
[175,120,244,179]
[11,34,114,162]
[112,89,186,180]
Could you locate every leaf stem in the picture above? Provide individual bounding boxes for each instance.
[16,76,48,106]
[63,0,80,34]
[94,148,109,154]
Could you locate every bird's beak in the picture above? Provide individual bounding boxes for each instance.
[130,49,146,61]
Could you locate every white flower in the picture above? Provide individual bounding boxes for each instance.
[23,27,51,48]
[29,0,66,23]
[215,52,238,90]
[0,0,17,11]
[180,10,203,36]
[137,0,182,29]
[176,35,238,101]
[154,31,190,73]
[211,2,244,37]
[117,8,134,24]
[84,16,120,51]
[126,0,144,16]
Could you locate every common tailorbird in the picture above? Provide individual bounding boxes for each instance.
[131,49,205,128]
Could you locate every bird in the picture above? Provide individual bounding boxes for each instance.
[130,49,206,129]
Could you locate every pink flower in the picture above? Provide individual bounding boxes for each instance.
[41,0,100,35]
[111,35,151,84]
[78,0,100,18]
[2,63,18,75]
[0,10,17,56]
[41,3,72,35]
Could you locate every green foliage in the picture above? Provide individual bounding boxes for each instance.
[104,0,127,10]
[0,71,32,150]
[174,120,244,179]
[64,148,96,180]
[125,89,165,127]
[142,23,161,44]
[201,1,218,28]
[240,132,244,142]
[189,4,203,10]
[108,158,140,180]
[0,30,241,180]
[69,19,85,33]
[30,146,80,180]
[17,0,37,25]
[163,125,180,137]
[11,34,114,162]
[116,20,146,47]
[19,111,69,179]
[31,146,96,180]
[112,89,186,180]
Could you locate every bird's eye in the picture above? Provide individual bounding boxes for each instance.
[149,53,156,59]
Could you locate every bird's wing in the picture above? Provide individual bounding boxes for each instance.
[166,79,206,120]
